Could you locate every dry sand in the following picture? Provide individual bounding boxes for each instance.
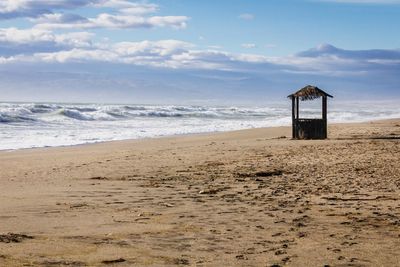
[0,120,399,266]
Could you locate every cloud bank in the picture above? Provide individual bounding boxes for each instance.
[2,1,398,75]
[0,0,98,19]
[0,0,189,29]
[0,1,399,103]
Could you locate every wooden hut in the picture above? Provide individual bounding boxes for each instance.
[288,85,333,139]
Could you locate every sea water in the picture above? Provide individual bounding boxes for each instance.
[1,101,399,150]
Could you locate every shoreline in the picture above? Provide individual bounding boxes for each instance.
[0,118,399,266]
[0,125,290,153]
[2,118,399,153]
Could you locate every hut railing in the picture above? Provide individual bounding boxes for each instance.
[294,118,326,139]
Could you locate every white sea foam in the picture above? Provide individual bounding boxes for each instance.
[0,101,399,150]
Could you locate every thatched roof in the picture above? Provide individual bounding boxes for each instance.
[288,85,333,101]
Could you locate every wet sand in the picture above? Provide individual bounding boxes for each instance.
[0,120,399,266]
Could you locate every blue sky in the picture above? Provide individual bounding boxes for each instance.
[152,0,400,55]
[0,0,399,104]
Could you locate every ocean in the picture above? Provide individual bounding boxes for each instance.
[1,101,399,150]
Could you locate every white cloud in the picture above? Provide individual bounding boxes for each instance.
[94,0,159,14]
[238,13,255,20]
[0,27,53,44]
[0,39,231,70]
[0,0,161,19]
[54,32,94,48]
[0,27,92,47]
[233,53,268,63]
[1,0,189,30]
[0,55,17,63]
[32,13,88,24]
[34,13,188,29]
[146,16,188,29]
[208,45,223,50]
[36,48,117,63]
[1,40,400,103]
[1,33,399,81]
[29,40,229,70]
[241,43,256,49]
[0,0,99,19]
[0,0,24,13]
[297,43,400,61]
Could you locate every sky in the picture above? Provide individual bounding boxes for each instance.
[0,0,399,104]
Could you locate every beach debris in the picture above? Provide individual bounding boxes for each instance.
[102,258,126,264]
[272,136,287,139]
[255,170,283,177]
[275,250,286,256]
[39,259,87,266]
[173,258,190,265]
[89,176,108,180]
[297,232,307,238]
[199,186,230,195]
[235,254,247,260]
[0,233,33,243]
[322,195,397,202]
[69,203,89,209]
[235,170,283,178]
[163,203,175,207]
[199,189,217,195]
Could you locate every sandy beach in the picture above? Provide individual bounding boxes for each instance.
[0,119,399,266]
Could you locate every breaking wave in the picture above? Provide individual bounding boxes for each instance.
[0,101,399,150]
[0,104,290,123]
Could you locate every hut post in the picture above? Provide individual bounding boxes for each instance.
[296,96,299,120]
[322,96,327,138]
[291,96,296,139]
